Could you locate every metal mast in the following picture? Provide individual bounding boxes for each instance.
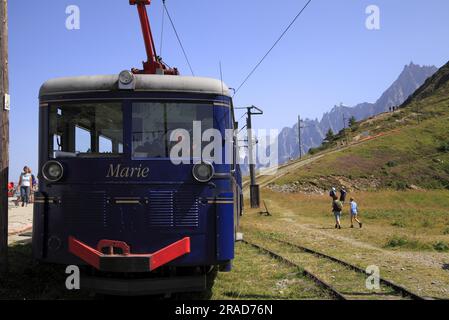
[130,0,179,75]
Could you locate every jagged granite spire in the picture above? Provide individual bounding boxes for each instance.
[275,63,438,165]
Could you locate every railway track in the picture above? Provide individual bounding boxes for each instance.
[268,237,426,300]
[242,240,346,300]
[243,238,427,300]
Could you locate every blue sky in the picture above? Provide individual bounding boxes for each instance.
[7,0,449,179]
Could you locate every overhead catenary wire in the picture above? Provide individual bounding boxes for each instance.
[235,108,249,131]
[237,112,248,122]
[219,61,224,96]
[159,1,165,57]
[163,0,195,76]
[233,0,313,97]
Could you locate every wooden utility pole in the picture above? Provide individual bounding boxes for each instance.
[0,0,9,274]
[342,114,348,146]
[297,115,303,159]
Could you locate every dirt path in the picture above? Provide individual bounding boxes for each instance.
[286,221,448,271]
[7,200,33,244]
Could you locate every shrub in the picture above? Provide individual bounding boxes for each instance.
[433,241,449,252]
[386,161,398,168]
[391,221,405,228]
[443,163,449,175]
[325,129,335,142]
[385,236,431,250]
[391,181,408,191]
[437,142,449,153]
[385,236,409,248]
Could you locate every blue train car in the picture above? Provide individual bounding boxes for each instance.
[33,72,243,295]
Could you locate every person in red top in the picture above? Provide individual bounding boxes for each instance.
[8,182,14,197]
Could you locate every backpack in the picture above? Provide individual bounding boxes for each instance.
[340,189,347,202]
[333,200,343,212]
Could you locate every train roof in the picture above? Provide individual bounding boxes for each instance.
[39,74,231,98]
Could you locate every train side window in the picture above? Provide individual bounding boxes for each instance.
[53,134,62,151]
[75,126,91,153]
[99,135,113,153]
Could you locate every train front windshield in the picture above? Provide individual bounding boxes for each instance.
[48,102,214,159]
[49,102,124,158]
[132,102,213,158]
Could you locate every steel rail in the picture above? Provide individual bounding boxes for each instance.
[268,237,427,300]
[242,240,346,300]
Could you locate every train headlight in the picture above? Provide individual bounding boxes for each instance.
[42,161,64,182]
[192,162,214,183]
[119,70,134,85]
[118,70,136,90]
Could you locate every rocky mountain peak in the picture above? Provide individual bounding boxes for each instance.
[274,62,438,165]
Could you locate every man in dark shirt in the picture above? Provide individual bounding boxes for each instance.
[332,195,343,229]
[340,187,347,204]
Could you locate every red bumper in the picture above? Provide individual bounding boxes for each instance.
[68,236,191,272]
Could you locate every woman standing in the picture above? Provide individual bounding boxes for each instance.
[29,168,37,203]
[18,166,32,207]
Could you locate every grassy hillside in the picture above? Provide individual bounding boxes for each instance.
[274,61,449,191]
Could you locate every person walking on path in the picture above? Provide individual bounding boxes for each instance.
[332,194,343,229]
[18,166,32,207]
[350,198,363,228]
[340,187,347,204]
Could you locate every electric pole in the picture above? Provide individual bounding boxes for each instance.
[297,116,316,159]
[0,0,9,274]
[342,114,348,146]
[246,106,263,208]
[297,115,303,159]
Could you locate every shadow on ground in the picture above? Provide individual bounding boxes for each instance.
[0,243,214,300]
[0,243,91,300]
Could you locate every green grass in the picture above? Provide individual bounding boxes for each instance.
[384,237,449,252]
[384,236,432,251]
[211,243,330,300]
[246,189,449,252]
[391,221,406,228]
[240,188,449,298]
[245,233,402,300]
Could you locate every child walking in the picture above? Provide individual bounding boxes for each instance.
[350,198,363,228]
